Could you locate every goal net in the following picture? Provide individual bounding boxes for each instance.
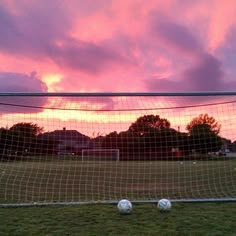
[81,149,119,161]
[0,92,236,206]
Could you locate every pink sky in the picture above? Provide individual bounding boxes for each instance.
[1,0,236,93]
[1,0,236,139]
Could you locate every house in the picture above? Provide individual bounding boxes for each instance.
[38,127,93,155]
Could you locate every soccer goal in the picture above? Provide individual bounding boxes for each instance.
[81,149,120,161]
[0,92,236,206]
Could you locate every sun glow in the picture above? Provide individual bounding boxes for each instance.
[42,74,63,92]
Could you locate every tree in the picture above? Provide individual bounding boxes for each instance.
[8,123,44,156]
[0,128,11,157]
[186,114,221,135]
[9,122,43,137]
[186,114,222,153]
[128,115,171,136]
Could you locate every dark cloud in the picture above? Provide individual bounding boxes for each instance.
[182,53,223,91]
[146,52,235,93]
[0,4,131,74]
[0,6,24,54]
[47,39,130,74]
[146,18,236,94]
[150,17,203,57]
[0,72,48,113]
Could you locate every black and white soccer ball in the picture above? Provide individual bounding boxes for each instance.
[157,198,171,211]
[117,199,132,214]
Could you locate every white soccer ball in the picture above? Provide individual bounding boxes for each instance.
[117,199,132,214]
[157,198,171,211]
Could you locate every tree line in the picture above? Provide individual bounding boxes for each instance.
[0,113,232,160]
[99,114,225,160]
[0,123,57,159]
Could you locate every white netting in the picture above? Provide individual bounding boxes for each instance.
[0,93,236,205]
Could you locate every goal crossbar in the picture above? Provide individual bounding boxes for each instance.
[0,91,236,97]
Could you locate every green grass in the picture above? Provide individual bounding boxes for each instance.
[0,159,236,203]
[0,158,236,235]
[0,203,236,235]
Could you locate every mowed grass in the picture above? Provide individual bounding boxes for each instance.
[0,202,236,235]
[0,158,236,235]
[0,158,236,203]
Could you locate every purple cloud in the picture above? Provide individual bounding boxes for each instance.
[0,4,132,74]
[47,39,130,74]
[145,18,236,94]
[146,52,236,92]
[0,72,48,113]
[150,17,203,57]
[183,53,223,91]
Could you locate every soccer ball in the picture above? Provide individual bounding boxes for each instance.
[157,198,171,211]
[117,199,132,214]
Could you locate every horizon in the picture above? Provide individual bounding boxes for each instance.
[0,94,235,142]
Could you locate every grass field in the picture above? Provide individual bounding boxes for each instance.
[0,203,236,235]
[1,157,236,203]
[0,157,236,235]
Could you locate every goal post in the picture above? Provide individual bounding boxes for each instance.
[81,149,120,161]
[0,92,236,206]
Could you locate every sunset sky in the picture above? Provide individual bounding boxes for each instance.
[1,0,236,93]
[1,0,236,139]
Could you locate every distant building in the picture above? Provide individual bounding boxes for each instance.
[38,127,93,155]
